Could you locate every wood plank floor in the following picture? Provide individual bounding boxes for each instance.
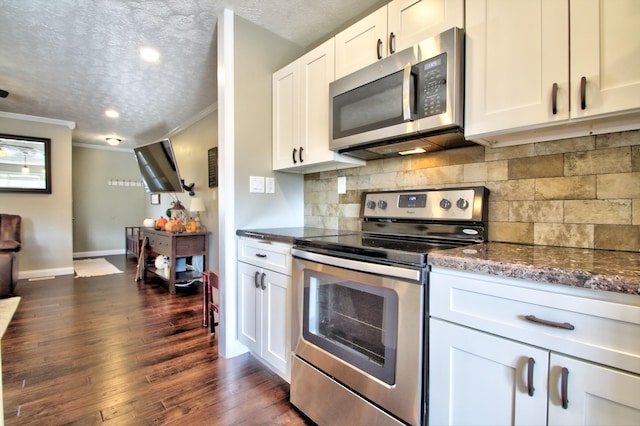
[2,255,313,425]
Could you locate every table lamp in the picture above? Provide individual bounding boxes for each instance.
[190,197,206,231]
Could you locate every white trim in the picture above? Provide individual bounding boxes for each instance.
[73,249,126,258]
[163,103,218,140]
[0,111,76,129]
[217,9,248,359]
[19,267,75,279]
[72,142,133,152]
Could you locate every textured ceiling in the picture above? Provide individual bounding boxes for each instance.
[0,0,385,148]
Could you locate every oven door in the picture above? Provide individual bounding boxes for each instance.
[291,249,425,425]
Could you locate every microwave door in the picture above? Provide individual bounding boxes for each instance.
[332,69,415,141]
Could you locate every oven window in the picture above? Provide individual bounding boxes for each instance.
[302,271,398,385]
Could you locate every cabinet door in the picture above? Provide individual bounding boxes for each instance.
[237,262,261,354]
[570,0,640,119]
[388,0,464,52]
[464,0,569,141]
[429,319,548,426]
[300,38,334,164]
[261,269,291,380]
[272,61,299,170]
[335,5,388,79]
[548,354,640,425]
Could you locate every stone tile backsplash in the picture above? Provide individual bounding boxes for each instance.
[304,130,640,252]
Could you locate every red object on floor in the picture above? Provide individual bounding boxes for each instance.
[202,270,219,334]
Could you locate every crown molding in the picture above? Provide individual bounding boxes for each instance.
[163,103,218,139]
[0,111,76,129]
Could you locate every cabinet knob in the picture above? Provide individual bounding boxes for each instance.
[389,32,396,54]
[376,38,383,60]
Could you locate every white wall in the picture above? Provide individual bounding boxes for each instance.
[217,10,304,358]
[0,114,74,278]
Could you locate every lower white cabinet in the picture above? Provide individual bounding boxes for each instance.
[428,267,640,425]
[237,237,292,381]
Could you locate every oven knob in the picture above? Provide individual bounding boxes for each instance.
[456,198,469,209]
[439,198,452,209]
[377,200,387,209]
[366,200,376,209]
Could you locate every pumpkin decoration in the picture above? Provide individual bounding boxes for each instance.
[165,219,185,233]
[185,217,197,233]
[155,216,168,230]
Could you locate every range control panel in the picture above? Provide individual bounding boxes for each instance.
[362,187,487,221]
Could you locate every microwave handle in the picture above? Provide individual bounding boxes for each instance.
[402,63,417,121]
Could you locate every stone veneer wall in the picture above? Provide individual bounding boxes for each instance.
[304,129,640,252]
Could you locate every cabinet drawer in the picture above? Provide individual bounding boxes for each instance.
[147,233,172,256]
[238,237,292,275]
[430,267,640,375]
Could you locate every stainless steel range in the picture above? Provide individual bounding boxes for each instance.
[290,186,489,425]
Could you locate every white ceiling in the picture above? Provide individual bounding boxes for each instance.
[0,0,385,148]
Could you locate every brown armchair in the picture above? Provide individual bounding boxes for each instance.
[0,214,21,296]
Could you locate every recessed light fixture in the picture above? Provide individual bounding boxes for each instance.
[105,109,119,119]
[139,47,160,62]
[106,138,121,146]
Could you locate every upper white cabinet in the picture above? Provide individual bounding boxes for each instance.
[335,0,464,79]
[465,0,640,146]
[335,6,388,80]
[570,0,640,119]
[272,38,364,173]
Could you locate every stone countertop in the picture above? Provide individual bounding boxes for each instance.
[236,227,345,245]
[428,243,640,296]
[0,296,20,338]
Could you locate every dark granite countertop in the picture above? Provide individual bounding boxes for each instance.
[428,242,640,296]
[236,227,344,245]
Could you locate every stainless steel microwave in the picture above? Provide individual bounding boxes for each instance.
[329,27,470,160]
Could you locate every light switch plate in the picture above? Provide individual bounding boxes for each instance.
[265,177,275,194]
[250,176,265,193]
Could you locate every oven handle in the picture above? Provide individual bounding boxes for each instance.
[291,248,423,282]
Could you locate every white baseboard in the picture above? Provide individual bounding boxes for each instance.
[20,267,74,280]
[73,249,126,258]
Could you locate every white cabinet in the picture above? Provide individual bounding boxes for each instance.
[428,267,640,426]
[335,6,388,79]
[237,237,292,380]
[465,0,640,146]
[272,38,364,173]
[335,0,464,79]
[430,319,549,425]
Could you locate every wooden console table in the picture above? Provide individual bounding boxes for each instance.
[141,228,210,294]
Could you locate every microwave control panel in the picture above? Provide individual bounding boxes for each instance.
[416,52,447,118]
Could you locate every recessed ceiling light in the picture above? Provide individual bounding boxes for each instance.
[106,138,121,146]
[139,47,160,62]
[105,109,119,119]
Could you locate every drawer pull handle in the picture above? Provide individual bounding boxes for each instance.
[524,315,575,330]
[260,272,266,290]
[255,253,267,258]
[561,367,569,409]
[527,357,535,397]
[254,271,260,288]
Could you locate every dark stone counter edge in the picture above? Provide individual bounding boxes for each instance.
[236,229,296,245]
[428,248,640,297]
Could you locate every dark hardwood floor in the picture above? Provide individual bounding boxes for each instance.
[2,255,313,425]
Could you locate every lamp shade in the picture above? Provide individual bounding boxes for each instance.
[190,197,206,212]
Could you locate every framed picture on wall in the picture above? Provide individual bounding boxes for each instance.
[151,193,160,205]
[208,147,218,188]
